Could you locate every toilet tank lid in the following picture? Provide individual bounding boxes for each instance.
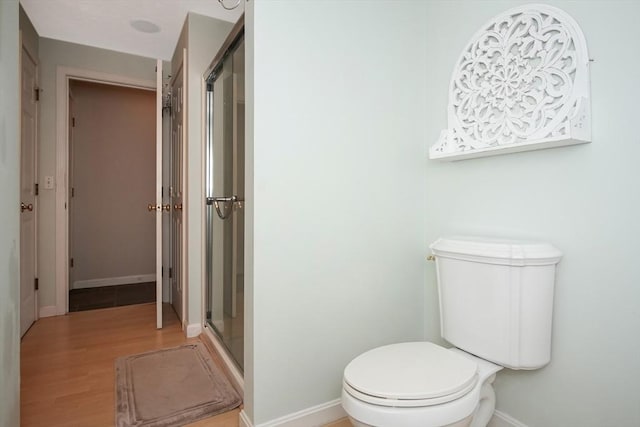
[430,236,563,266]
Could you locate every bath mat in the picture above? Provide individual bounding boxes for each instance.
[115,342,241,427]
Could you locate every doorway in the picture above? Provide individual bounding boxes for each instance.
[205,35,245,370]
[67,80,157,312]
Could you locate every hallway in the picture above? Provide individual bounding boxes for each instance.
[20,303,239,426]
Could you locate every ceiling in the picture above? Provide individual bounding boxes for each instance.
[20,0,244,60]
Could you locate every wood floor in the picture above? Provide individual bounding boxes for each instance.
[21,303,352,427]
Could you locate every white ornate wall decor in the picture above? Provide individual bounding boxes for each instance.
[430,4,591,161]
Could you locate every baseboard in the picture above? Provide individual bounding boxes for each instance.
[239,410,252,427]
[241,399,346,427]
[186,323,202,338]
[72,274,156,289]
[489,410,528,427]
[39,305,57,318]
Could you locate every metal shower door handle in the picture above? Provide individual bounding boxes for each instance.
[206,195,240,220]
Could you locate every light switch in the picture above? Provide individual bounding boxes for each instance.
[44,176,54,189]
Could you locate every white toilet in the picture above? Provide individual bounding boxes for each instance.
[342,236,562,427]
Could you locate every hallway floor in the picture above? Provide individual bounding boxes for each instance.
[20,303,352,427]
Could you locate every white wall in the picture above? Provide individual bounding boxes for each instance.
[0,0,21,425]
[19,5,38,58]
[422,1,640,426]
[170,13,233,327]
[246,1,428,423]
[37,39,156,307]
[186,13,233,326]
[70,81,156,286]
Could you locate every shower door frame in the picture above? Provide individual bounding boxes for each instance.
[201,15,245,390]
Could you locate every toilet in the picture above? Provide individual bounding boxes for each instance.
[341,236,562,427]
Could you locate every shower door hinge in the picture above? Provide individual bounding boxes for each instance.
[34,277,38,291]
[168,267,173,279]
[34,87,40,101]
[35,183,39,196]
[70,258,74,268]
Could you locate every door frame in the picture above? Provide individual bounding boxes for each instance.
[54,67,155,315]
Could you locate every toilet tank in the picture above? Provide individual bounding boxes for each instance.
[430,237,562,370]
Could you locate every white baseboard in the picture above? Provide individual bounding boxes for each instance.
[72,274,156,289]
[239,410,252,427]
[240,404,522,427]
[241,399,346,427]
[39,305,57,318]
[489,410,528,427]
[186,323,202,338]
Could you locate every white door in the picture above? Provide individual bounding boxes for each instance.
[20,46,38,336]
[170,55,186,323]
[155,60,164,328]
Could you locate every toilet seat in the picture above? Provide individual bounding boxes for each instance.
[343,342,478,408]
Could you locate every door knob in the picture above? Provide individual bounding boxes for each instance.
[21,203,33,212]
[148,204,171,212]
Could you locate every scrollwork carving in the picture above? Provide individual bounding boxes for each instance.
[430,4,591,160]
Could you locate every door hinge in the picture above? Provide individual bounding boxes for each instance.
[70,258,74,268]
[72,117,76,127]
[34,277,39,291]
[34,87,40,101]
[35,183,39,196]
[168,267,173,279]
[71,187,75,198]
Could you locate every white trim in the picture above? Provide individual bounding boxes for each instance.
[39,305,57,318]
[72,274,156,290]
[239,410,253,427]
[181,47,189,330]
[155,58,163,329]
[55,66,155,316]
[243,399,346,427]
[186,322,202,338]
[202,325,244,392]
[489,410,528,427]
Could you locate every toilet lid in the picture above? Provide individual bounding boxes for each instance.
[343,342,478,405]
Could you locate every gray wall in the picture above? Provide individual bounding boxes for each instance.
[38,39,156,308]
[70,81,156,286]
[0,0,21,425]
[422,1,640,426]
[246,1,428,423]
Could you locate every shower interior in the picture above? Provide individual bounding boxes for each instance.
[205,34,245,371]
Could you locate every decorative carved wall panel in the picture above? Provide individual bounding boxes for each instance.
[430,4,591,161]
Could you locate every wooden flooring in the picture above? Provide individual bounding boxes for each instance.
[21,303,352,427]
[21,303,239,426]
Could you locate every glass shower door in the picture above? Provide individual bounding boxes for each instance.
[205,38,245,370]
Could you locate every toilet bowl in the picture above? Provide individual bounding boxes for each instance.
[341,237,562,427]
[342,342,502,427]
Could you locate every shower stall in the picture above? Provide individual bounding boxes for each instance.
[204,27,245,371]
